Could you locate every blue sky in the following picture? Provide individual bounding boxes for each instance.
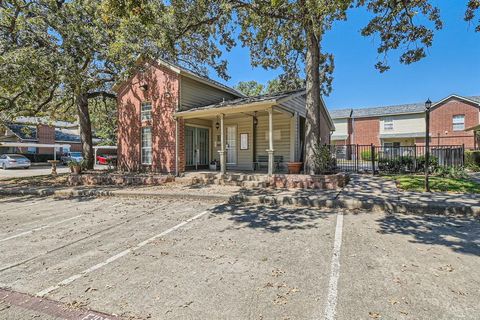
[211,1,480,110]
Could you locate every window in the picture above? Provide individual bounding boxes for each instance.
[27,147,37,154]
[141,127,152,165]
[141,102,152,121]
[384,118,394,130]
[452,115,465,131]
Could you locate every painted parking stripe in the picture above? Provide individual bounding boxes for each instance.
[324,213,344,320]
[0,215,82,243]
[36,209,211,297]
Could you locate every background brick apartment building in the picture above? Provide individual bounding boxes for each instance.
[330,95,480,149]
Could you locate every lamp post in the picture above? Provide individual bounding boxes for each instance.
[424,98,432,192]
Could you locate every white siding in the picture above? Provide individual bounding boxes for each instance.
[180,76,237,110]
[379,113,425,135]
[332,119,349,136]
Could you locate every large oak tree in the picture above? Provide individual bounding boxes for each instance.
[0,0,232,168]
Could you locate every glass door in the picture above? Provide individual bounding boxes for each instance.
[185,126,210,169]
[226,125,237,165]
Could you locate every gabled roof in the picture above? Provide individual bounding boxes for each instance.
[113,57,244,98]
[5,123,38,141]
[330,94,480,119]
[155,59,244,98]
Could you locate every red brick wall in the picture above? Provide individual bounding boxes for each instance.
[352,117,380,145]
[117,62,180,173]
[428,98,479,149]
[37,125,55,154]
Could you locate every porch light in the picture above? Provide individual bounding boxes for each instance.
[215,121,220,130]
[253,117,258,126]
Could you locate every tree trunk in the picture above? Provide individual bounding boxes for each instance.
[304,29,321,175]
[76,93,94,169]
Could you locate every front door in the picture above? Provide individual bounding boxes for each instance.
[226,125,237,165]
[185,126,210,169]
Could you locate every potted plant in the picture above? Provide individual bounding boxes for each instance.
[68,160,82,174]
[209,159,219,171]
[287,161,303,174]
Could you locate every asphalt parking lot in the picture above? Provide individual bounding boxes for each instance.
[0,195,479,319]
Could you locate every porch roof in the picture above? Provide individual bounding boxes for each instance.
[380,132,426,139]
[175,88,306,118]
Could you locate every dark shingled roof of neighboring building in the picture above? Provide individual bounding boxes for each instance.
[55,129,81,143]
[5,123,38,140]
[330,95,480,119]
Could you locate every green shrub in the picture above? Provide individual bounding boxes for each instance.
[465,150,480,172]
[360,150,380,161]
[378,156,414,173]
[312,144,336,174]
[435,166,468,179]
[416,155,439,173]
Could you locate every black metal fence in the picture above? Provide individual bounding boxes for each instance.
[329,144,465,174]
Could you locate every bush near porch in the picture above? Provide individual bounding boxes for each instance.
[465,150,480,172]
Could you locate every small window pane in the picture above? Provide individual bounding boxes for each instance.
[141,102,152,121]
[141,127,152,165]
[384,118,394,130]
[452,115,465,131]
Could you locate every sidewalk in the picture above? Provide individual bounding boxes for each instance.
[0,174,479,216]
[232,174,480,216]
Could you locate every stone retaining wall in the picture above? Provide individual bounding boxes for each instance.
[68,173,175,186]
[269,173,349,189]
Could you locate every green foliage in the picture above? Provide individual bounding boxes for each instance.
[378,156,414,173]
[465,0,480,32]
[388,175,480,194]
[360,150,375,161]
[312,144,336,174]
[465,150,480,171]
[416,155,439,173]
[234,81,265,96]
[266,77,305,94]
[435,166,468,179]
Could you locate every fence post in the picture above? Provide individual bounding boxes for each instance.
[462,144,465,167]
[413,145,417,172]
[355,145,359,172]
[371,144,375,175]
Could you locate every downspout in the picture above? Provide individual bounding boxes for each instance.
[175,117,179,176]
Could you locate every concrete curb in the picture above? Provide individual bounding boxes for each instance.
[0,188,231,202]
[2,187,479,217]
[229,194,480,217]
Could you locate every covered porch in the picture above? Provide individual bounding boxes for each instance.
[175,90,307,176]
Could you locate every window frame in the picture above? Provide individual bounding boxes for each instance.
[383,117,394,131]
[141,101,152,121]
[452,114,465,131]
[141,126,153,165]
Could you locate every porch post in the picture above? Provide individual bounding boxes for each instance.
[218,113,226,174]
[267,107,274,176]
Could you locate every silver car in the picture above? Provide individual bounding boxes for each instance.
[0,154,31,169]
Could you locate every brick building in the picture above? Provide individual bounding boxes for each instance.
[330,95,480,149]
[115,58,334,175]
[0,118,82,155]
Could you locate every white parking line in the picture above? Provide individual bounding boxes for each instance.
[0,215,82,243]
[36,209,210,297]
[324,213,344,320]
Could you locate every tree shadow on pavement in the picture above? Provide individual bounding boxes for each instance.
[376,214,480,256]
[210,203,330,233]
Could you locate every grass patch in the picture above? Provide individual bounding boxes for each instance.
[383,174,480,193]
